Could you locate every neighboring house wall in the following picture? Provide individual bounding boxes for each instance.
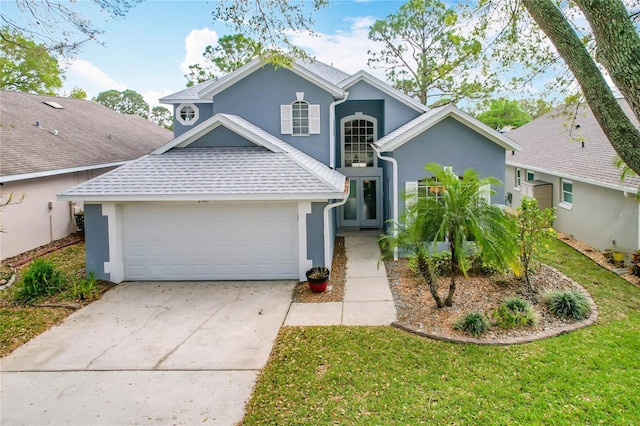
[506,166,640,252]
[393,117,507,214]
[208,65,335,164]
[1,168,113,260]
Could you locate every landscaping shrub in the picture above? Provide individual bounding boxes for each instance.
[13,259,66,304]
[67,272,99,301]
[544,289,591,320]
[493,297,539,328]
[454,311,491,337]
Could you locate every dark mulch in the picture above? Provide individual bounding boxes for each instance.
[292,236,346,303]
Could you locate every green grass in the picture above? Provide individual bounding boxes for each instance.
[0,243,86,357]
[244,239,640,424]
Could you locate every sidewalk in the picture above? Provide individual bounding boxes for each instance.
[285,229,397,326]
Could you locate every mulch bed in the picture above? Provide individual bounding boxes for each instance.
[292,236,346,303]
[2,232,85,269]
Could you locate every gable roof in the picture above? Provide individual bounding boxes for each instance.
[160,58,347,104]
[338,70,428,113]
[0,91,173,183]
[59,114,347,202]
[373,104,522,152]
[506,99,640,192]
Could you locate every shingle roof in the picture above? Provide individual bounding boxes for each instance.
[506,99,640,191]
[0,91,173,180]
[59,147,346,201]
[297,59,350,85]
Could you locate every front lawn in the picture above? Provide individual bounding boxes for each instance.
[243,239,640,424]
[0,243,87,357]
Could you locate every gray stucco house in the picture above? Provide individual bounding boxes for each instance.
[506,99,640,255]
[59,59,519,283]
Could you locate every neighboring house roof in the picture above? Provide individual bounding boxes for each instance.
[374,104,522,152]
[0,91,173,183]
[338,70,428,113]
[59,114,347,202]
[506,99,640,192]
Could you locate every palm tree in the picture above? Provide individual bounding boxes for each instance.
[382,164,520,308]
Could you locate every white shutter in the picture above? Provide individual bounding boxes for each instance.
[309,104,320,134]
[280,105,292,134]
[480,183,491,204]
[405,181,418,211]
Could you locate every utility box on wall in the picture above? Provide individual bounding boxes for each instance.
[521,180,553,210]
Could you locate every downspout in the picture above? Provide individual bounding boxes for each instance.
[323,179,350,267]
[373,145,399,261]
[330,93,349,169]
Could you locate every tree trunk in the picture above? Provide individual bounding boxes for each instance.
[445,275,456,307]
[417,254,444,308]
[522,0,640,177]
[445,240,457,307]
[576,0,640,125]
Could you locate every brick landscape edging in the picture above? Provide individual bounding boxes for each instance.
[391,266,599,346]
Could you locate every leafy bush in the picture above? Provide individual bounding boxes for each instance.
[493,297,539,328]
[544,289,591,320]
[67,272,99,301]
[454,311,491,337]
[13,259,66,304]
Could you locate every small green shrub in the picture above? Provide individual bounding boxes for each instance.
[429,251,452,276]
[544,289,591,320]
[13,259,67,304]
[454,311,491,337]
[493,297,539,328]
[67,272,99,301]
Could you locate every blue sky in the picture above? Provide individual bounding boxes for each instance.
[3,0,409,106]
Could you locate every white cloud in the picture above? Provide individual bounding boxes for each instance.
[287,16,387,80]
[180,28,219,74]
[142,89,176,109]
[63,59,127,97]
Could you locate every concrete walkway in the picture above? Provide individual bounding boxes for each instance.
[285,229,397,326]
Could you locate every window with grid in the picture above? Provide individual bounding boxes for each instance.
[292,101,309,135]
[562,180,573,205]
[343,118,375,167]
[418,177,445,203]
[515,168,521,188]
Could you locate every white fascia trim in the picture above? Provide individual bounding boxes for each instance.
[376,105,522,153]
[340,71,427,113]
[57,192,347,203]
[101,203,124,284]
[505,161,638,194]
[291,63,346,98]
[159,99,213,105]
[152,113,285,154]
[298,202,314,281]
[0,161,127,183]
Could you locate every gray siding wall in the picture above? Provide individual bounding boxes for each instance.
[173,103,214,137]
[209,65,335,164]
[393,117,507,214]
[307,202,327,267]
[188,126,255,148]
[84,203,110,281]
[346,80,421,133]
[506,166,640,252]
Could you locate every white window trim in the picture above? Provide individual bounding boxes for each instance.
[560,179,573,210]
[515,168,522,191]
[176,103,199,126]
[340,113,378,168]
[280,96,320,136]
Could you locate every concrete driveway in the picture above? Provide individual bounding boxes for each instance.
[0,280,294,425]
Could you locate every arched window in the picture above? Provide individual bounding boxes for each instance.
[341,114,377,168]
[291,100,309,135]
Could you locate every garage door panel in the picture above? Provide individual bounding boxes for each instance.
[123,203,299,281]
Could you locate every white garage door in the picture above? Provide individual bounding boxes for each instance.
[123,203,299,280]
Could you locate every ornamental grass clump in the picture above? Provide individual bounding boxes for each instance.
[493,297,539,328]
[13,259,66,304]
[454,311,491,337]
[543,289,591,320]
